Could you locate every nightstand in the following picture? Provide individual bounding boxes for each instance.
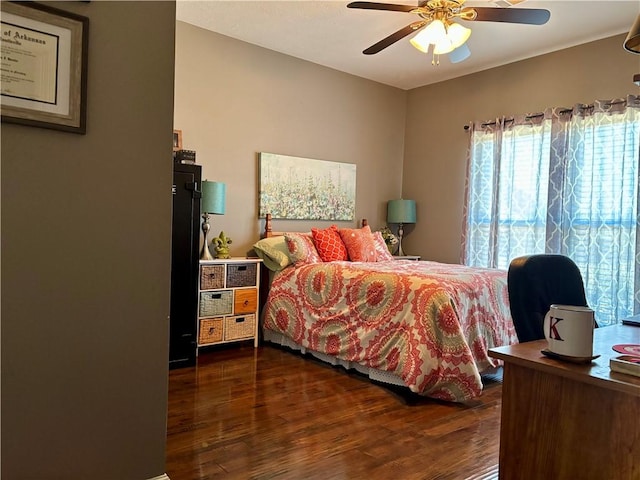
[197,258,262,349]
[394,255,421,261]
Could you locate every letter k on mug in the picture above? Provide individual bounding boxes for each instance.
[543,304,595,357]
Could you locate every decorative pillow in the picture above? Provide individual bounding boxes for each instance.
[311,225,348,262]
[252,236,292,272]
[338,225,377,262]
[372,231,395,261]
[284,233,322,265]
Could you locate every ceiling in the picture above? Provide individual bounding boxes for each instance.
[176,1,640,90]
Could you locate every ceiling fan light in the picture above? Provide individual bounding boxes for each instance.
[410,19,448,54]
[447,22,471,49]
[433,37,454,55]
[624,14,640,54]
[409,29,431,53]
[425,19,447,41]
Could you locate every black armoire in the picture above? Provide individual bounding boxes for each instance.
[169,163,202,368]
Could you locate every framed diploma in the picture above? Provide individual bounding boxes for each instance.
[1,2,89,134]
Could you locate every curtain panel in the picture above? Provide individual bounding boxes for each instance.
[462,95,640,325]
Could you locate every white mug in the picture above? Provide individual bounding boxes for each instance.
[543,304,595,357]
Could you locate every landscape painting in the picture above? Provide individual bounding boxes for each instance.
[259,152,356,220]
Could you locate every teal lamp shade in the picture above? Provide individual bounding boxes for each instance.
[387,199,416,224]
[201,181,226,214]
[387,199,416,257]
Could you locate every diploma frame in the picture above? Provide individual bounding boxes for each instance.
[1,2,89,134]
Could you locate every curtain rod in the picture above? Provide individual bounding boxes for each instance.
[463,100,627,130]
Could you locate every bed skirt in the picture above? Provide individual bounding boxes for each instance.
[263,329,502,394]
[264,329,423,389]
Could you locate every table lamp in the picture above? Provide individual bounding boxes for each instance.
[387,199,416,256]
[200,181,226,260]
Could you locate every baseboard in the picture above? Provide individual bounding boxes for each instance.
[147,475,170,480]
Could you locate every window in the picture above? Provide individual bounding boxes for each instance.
[463,98,640,325]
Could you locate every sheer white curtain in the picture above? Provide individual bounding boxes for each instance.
[462,95,640,325]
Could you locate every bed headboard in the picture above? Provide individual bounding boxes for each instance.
[262,213,368,238]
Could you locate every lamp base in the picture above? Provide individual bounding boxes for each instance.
[396,223,406,256]
[200,214,214,261]
[200,244,214,261]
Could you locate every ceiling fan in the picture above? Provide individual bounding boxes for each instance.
[347,0,550,64]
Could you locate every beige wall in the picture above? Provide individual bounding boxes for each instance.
[175,22,407,254]
[1,2,175,479]
[403,34,640,263]
[176,26,639,264]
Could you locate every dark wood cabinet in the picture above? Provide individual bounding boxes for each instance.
[169,163,201,368]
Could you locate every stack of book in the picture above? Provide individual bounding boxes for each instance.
[610,355,640,378]
[611,320,640,377]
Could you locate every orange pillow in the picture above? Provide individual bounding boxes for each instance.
[338,225,377,262]
[311,225,348,262]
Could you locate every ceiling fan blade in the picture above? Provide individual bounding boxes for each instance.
[449,43,471,63]
[469,7,550,25]
[362,21,426,54]
[347,2,416,13]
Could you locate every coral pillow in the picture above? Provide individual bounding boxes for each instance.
[311,225,348,262]
[338,225,377,262]
[373,231,395,261]
[284,233,322,265]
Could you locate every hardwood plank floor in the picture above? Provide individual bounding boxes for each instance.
[166,343,502,480]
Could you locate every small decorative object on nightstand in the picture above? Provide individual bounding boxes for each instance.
[198,258,262,349]
[212,231,232,259]
[379,226,399,255]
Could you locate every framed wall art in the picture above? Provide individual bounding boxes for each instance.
[1,2,89,134]
[173,129,182,151]
[259,152,356,221]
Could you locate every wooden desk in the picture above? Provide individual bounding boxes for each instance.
[489,325,640,480]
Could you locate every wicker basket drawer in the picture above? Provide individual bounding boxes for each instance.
[199,290,233,317]
[224,314,256,341]
[226,263,257,288]
[234,288,257,314]
[199,317,223,345]
[200,265,225,290]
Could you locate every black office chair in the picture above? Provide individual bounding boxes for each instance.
[507,254,595,343]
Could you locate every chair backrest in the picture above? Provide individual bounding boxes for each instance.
[507,254,589,343]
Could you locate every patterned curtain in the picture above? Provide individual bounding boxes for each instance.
[462,95,640,325]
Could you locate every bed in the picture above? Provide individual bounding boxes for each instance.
[255,215,517,403]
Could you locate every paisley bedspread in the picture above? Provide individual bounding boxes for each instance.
[262,260,517,402]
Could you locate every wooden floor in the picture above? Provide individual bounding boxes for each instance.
[166,343,502,480]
